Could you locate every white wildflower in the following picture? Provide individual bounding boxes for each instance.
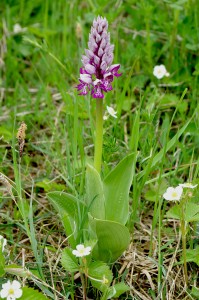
[13,24,26,34]
[106,106,117,118]
[163,186,183,201]
[153,65,170,79]
[72,244,91,257]
[0,280,22,300]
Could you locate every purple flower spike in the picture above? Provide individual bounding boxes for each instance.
[76,16,122,99]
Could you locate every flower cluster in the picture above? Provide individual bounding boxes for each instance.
[153,64,170,79]
[163,183,197,201]
[0,280,22,300]
[77,16,121,99]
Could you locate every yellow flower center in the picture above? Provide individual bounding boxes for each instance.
[8,288,15,295]
[171,192,177,198]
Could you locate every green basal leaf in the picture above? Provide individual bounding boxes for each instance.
[184,203,199,222]
[89,215,130,262]
[86,164,105,219]
[61,247,79,273]
[47,192,84,220]
[111,282,130,298]
[103,153,135,224]
[88,261,113,293]
[106,286,116,299]
[166,203,181,220]
[47,192,85,247]
[166,202,199,222]
[191,286,199,298]
[185,246,199,266]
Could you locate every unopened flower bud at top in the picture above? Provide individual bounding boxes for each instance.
[76,16,122,99]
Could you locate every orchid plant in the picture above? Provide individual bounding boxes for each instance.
[47,16,135,299]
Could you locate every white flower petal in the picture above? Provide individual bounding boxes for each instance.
[107,106,117,118]
[14,289,22,298]
[76,244,84,251]
[72,250,79,256]
[11,281,21,290]
[93,79,101,86]
[0,289,9,297]
[84,246,91,254]
[80,74,92,84]
[85,64,96,75]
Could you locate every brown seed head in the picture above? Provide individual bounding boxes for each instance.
[75,22,82,40]
[17,121,27,157]
[17,121,27,141]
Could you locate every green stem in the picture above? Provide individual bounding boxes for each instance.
[181,205,188,286]
[94,98,103,173]
[80,273,87,300]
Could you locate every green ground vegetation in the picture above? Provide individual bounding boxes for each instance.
[0,0,199,299]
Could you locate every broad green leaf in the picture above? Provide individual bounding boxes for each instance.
[185,246,199,266]
[191,286,199,298]
[47,192,85,247]
[106,287,116,299]
[166,203,181,220]
[104,153,135,224]
[47,192,84,220]
[184,203,199,222]
[86,164,105,219]
[166,202,199,222]
[111,282,130,298]
[88,261,113,293]
[89,215,130,262]
[61,248,79,273]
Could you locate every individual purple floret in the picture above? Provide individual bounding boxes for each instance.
[76,16,121,99]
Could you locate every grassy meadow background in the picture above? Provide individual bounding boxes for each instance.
[0,0,199,299]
